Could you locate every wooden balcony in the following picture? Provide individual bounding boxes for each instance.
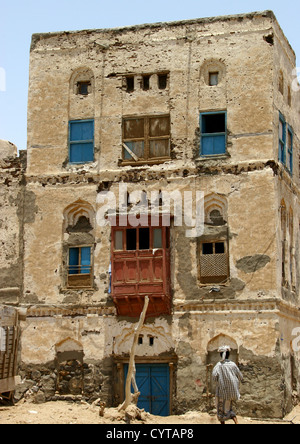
[111,223,171,318]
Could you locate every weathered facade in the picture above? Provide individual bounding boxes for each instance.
[1,10,300,418]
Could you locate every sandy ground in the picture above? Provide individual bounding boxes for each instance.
[1,400,300,424]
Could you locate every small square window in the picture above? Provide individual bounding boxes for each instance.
[215,242,225,254]
[77,81,91,95]
[122,115,170,163]
[199,240,229,284]
[158,74,168,90]
[209,72,219,86]
[142,75,150,91]
[126,76,134,93]
[202,243,213,255]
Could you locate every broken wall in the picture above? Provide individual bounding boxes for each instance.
[0,141,25,305]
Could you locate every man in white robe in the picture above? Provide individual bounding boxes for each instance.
[212,346,243,424]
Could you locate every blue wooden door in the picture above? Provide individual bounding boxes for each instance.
[124,364,170,416]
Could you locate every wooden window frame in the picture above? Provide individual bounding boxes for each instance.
[69,119,94,164]
[200,111,227,157]
[198,239,229,285]
[121,114,171,166]
[76,81,91,96]
[209,72,219,86]
[67,245,93,289]
[112,226,166,252]
[158,73,168,90]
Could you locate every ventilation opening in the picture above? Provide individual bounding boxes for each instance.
[142,75,150,91]
[158,74,168,90]
[126,76,134,93]
[77,81,91,95]
[209,72,219,86]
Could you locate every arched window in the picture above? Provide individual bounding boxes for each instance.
[198,194,229,285]
[63,200,95,289]
[70,67,94,96]
[201,59,226,87]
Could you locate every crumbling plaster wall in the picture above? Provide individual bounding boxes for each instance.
[27,12,275,176]
[20,304,282,413]
[0,141,25,304]
[22,166,278,307]
[19,11,300,415]
[22,182,112,306]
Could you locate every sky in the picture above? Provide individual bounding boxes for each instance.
[0,0,300,152]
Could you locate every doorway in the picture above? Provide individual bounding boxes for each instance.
[124,363,170,416]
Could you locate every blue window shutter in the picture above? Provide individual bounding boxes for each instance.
[70,122,82,142]
[202,136,214,155]
[288,126,293,174]
[69,120,94,163]
[70,143,94,163]
[81,121,94,140]
[200,112,226,156]
[278,113,286,165]
[70,144,82,163]
[70,120,93,141]
[69,248,79,274]
[80,247,91,274]
[213,135,226,154]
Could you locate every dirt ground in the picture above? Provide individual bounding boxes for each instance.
[0,399,300,424]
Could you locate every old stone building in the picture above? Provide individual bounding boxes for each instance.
[1,10,300,418]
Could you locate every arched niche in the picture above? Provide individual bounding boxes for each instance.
[63,199,95,233]
[55,338,84,396]
[69,67,94,96]
[204,193,228,226]
[207,334,238,366]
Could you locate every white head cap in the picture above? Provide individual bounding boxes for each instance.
[218,345,231,362]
